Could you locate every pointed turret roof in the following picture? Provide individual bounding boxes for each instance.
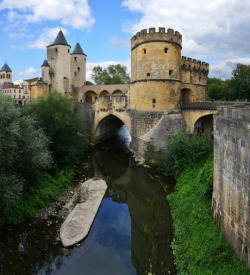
[47,30,71,48]
[71,42,86,56]
[0,63,12,72]
[41,60,50,67]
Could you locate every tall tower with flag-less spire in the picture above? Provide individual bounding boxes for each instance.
[41,30,87,94]
[0,62,12,84]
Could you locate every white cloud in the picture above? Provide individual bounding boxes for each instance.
[27,27,67,49]
[121,0,250,59]
[210,57,250,80]
[86,59,131,81]
[14,79,24,84]
[107,37,129,49]
[0,0,95,30]
[9,32,32,39]
[13,67,38,78]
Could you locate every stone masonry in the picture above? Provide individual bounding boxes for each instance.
[212,106,250,269]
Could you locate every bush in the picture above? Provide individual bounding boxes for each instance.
[161,132,213,177]
[0,94,52,213]
[24,91,90,167]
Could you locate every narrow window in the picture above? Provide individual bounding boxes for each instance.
[164,47,168,53]
[152,99,156,108]
[199,76,201,82]
[68,49,70,53]
[84,58,86,61]
[74,57,77,61]
[147,73,150,77]
[55,48,58,52]
[78,67,80,71]
[64,77,67,79]
[143,48,146,54]
[169,70,172,76]
[74,72,77,77]
[19,90,21,93]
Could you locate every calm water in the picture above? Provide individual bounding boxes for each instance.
[0,133,176,275]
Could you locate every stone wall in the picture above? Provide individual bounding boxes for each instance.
[212,106,250,269]
[78,103,95,141]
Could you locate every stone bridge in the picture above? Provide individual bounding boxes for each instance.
[78,85,243,156]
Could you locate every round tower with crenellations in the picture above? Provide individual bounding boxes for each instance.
[130,27,182,111]
[46,30,71,94]
[70,42,87,94]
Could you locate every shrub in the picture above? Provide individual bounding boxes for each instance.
[161,132,213,176]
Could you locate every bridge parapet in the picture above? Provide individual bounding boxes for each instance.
[181,101,250,110]
[97,94,128,112]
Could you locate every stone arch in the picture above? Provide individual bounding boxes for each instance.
[194,114,214,138]
[93,114,130,144]
[84,91,97,102]
[100,90,109,96]
[181,88,193,102]
[112,89,123,95]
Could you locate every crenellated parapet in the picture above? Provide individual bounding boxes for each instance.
[131,27,182,49]
[181,56,209,74]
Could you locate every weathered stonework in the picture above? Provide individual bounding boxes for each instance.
[212,106,250,269]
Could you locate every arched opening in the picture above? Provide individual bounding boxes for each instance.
[194,114,213,138]
[181,88,193,102]
[94,115,130,150]
[100,90,109,96]
[84,91,97,102]
[112,89,123,95]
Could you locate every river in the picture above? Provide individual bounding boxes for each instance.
[0,129,176,275]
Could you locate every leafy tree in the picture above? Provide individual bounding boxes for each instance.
[231,63,250,101]
[91,64,130,85]
[86,80,94,85]
[207,84,223,100]
[25,91,89,166]
[0,94,52,213]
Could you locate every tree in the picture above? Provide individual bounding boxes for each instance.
[86,80,94,85]
[24,91,89,166]
[231,63,250,101]
[0,94,52,213]
[91,64,130,85]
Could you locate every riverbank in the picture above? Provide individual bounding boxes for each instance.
[167,155,249,274]
[0,169,75,224]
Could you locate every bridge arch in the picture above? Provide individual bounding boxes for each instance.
[100,90,109,96]
[84,91,97,102]
[93,114,130,144]
[112,89,123,95]
[194,114,214,138]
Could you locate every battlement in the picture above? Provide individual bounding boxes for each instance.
[181,56,209,73]
[131,27,182,49]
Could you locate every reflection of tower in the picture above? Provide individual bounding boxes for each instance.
[127,166,176,274]
[130,27,182,111]
[46,30,71,94]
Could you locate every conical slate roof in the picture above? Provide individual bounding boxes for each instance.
[47,30,70,47]
[0,63,12,72]
[41,60,50,67]
[71,42,86,56]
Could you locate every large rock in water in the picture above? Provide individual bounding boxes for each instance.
[60,178,107,247]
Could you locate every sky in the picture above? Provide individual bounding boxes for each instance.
[0,0,250,83]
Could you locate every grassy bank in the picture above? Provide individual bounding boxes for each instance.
[167,155,249,274]
[0,169,74,224]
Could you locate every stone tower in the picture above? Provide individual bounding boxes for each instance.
[0,62,12,84]
[41,59,50,87]
[70,42,87,94]
[46,30,71,94]
[130,27,182,111]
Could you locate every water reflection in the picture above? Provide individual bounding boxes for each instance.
[0,132,176,275]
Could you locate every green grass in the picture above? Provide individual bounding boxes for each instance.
[0,169,74,224]
[167,155,249,274]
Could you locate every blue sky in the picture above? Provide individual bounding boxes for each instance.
[0,0,250,83]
